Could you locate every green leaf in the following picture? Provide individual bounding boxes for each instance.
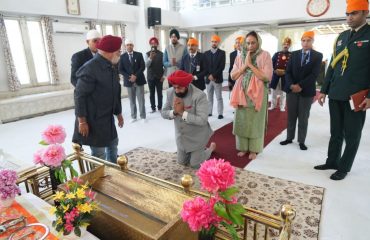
[74,226,81,237]
[226,204,246,226]
[39,140,49,145]
[220,221,240,240]
[57,170,67,183]
[55,224,62,232]
[219,187,239,201]
[214,202,232,222]
[70,166,79,177]
[52,220,56,227]
[63,160,72,168]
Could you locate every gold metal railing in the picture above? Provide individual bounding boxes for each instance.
[16,144,296,240]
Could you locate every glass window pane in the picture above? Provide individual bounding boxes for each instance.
[116,25,121,37]
[96,25,102,35]
[105,25,114,35]
[27,21,50,83]
[4,19,30,85]
[161,29,165,52]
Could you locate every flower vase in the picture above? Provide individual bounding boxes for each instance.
[49,167,62,192]
[0,197,15,208]
[63,226,87,239]
[198,230,215,240]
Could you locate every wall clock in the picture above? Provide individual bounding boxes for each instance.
[306,0,330,17]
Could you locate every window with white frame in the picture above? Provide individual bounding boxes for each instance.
[96,23,121,36]
[4,18,50,86]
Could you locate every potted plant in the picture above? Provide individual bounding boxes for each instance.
[50,177,98,238]
[181,158,246,240]
[0,169,20,208]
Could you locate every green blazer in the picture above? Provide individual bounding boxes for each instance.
[321,23,370,100]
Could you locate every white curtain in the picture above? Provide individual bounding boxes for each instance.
[0,14,21,91]
[41,16,59,85]
[119,23,126,52]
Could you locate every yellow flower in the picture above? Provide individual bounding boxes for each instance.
[56,217,63,225]
[80,222,90,227]
[53,191,65,201]
[66,192,76,199]
[62,204,70,213]
[81,184,89,190]
[49,206,57,215]
[79,203,93,213]
[76,188,86,199]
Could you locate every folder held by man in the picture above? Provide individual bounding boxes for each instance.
[350,89,370,112]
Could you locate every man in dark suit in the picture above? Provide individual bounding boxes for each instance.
[280,31,323,150]
[315,0,370,180]
[204,35,226,119]
[145,37,164,113]
[119,39,147,123]
[73,35,123,163]
[228,36,243,91]
[180,38,208,91]
[269,37,292,112]
[70,30,101,87]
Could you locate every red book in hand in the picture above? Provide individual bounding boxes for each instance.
[350,89,369,112]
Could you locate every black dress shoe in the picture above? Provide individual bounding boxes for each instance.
[330,171,347,180]
[150,109,156,113]
[218,115,224,119]
[280,140,292,145]
[314,164,337,170]
[299,143,308,150]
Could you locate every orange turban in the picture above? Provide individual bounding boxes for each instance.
[211,35,221,42]
[168,70,193,87]
[187,38,199,46]
[301,31,315,40]
[283,37,292,45]
[235,36,244,43]
[347,0,369,13]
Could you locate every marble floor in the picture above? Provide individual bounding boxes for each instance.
[0,90,369,240]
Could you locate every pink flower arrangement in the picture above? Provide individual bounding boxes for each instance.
[0,169,21,200]
[181,196,221,232]
[34,125,78,183]
[197,158,235,193]
[181,158,245,239]
[41,125,66,144]
[42,144,66,167]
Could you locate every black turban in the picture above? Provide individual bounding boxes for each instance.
[169,29,180,39]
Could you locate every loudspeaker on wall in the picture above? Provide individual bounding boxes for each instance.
[148,7,161,27]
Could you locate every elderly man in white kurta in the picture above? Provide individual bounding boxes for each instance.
[162,70,216,168]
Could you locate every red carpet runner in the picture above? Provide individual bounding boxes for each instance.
[208,92,319,168]
[208,108,287,168]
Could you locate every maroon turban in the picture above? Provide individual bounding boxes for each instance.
[96,35,122,53]
[168,70,193,87]
[149,37,159,45]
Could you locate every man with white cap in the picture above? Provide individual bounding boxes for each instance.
[119,39,147,123]
[70,29,101,87]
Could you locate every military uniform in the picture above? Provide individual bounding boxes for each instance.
[321,23,370,173]
[270,51,291,110]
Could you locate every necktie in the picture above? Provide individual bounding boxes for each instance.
[301,52,308,66]
[190,54,195,72]
[129,53,133,63]
[350,30,356,39]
